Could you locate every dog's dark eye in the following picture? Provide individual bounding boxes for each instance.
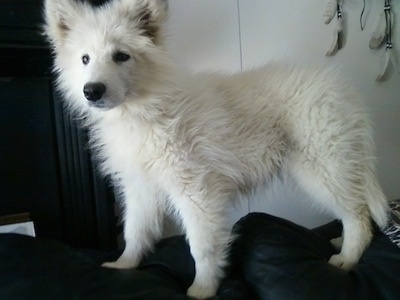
[82,54,90,65]
[113,51,130,63]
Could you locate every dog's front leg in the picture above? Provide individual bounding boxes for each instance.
[173,181,234,299]
[102,173,164,269]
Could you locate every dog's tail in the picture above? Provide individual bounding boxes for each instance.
[365,165,389,229]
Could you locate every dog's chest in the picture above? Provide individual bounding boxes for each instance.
[95,117,175,177]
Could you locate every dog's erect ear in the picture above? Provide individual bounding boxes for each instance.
[43,0,86,47]
[120,0,169,42]
[139,0,168,39]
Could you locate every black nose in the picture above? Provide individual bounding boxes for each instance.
[83,82,106,101]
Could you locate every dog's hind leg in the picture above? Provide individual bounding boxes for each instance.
[289,157,374,270]
[102,173,164,269]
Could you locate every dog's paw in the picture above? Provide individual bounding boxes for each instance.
[187,282,216,300]
[101,257,138,269]
[330,236,343,250]
[328,254,355,271]
[102,261,128,269]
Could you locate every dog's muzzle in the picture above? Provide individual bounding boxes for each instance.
[83,82,106,102]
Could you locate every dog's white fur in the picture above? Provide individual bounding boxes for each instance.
[44,0,388,298]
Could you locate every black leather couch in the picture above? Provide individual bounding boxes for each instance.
[1,212,399,300]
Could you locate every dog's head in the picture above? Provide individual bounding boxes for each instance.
[44,0,169,112]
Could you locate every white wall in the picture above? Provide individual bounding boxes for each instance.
[165,0,400,228]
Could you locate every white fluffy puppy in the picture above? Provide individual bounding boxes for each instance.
[44,0,388,298]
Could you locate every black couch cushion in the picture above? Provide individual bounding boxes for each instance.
[0,234,194,300]
[226,213,400,300]
[1,212,400,300]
